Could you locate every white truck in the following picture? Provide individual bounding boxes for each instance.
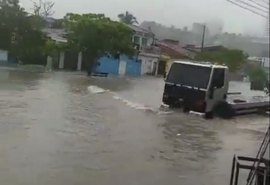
[162,61,269,119]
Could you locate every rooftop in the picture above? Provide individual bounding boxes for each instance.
[127,24,154,36]
[42,28,67,43]
[156,40,194,58]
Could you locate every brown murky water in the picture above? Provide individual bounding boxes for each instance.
[0,68,269,185]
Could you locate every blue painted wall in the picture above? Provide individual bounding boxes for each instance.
[94,55,141,76]
[95,56,119,75]
[121,55,141,76]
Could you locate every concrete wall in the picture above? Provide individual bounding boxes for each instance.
[121,55,141,76]
[95,55,141,76]
[133,34,153,49]
[0,50,8,62]
[96,56,119,75]
[139,55,159,75]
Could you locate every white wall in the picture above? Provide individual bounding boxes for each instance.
[147,37,154,47]
[261,57,269,68]
[0,50,8,62]
[139,55,158,75]
[133,34,153,49]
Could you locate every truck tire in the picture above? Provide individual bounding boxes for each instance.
[183,106,190,113]
[183,101,190,113]
[205,112,213,119]
[213,102,235,119]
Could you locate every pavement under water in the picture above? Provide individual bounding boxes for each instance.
[0,68,269,185]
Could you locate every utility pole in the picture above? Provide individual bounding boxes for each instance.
[201,25,206,52]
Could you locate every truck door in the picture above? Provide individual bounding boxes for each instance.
[206,68,228,113]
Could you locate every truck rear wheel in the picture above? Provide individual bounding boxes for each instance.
[213,102,235,119]
[205,112,213,119]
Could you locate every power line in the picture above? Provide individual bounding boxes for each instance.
[227,0,269,18]
[246,0,269,10]
[233,0,269,13]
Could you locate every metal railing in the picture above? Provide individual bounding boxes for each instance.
[230,126,270,185]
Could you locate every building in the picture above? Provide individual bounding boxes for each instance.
[192,23,209,36]
[156,39,193,75]
[128,24,154,50]
[44,24,161,76]
[93,25,160,76]
[128,24,161,75]
[94,54,141,76]
[184,44,225,53]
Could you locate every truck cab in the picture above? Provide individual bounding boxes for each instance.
[162,61,229,117]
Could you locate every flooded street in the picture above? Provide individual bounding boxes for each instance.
[0,68,269,185]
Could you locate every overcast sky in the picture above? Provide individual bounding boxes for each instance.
[20,0,268,36]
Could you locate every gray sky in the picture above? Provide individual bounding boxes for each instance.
[20,0,268,36]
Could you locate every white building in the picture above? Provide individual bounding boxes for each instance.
[128,25,160,75]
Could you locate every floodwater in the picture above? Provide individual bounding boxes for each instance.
[0,68,269,185]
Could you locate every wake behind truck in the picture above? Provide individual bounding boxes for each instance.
[162,61,269,119]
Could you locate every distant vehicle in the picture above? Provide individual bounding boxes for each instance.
[162,61,269,119]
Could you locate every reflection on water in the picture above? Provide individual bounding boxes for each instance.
[0,69,268,185]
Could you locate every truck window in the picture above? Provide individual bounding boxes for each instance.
[166,63,211,89]
[212,68,225,88]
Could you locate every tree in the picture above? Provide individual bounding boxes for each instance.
[0,0,47,64]
[32,0,54,17]
[249,66,267,82]
[118,11,138,25]
[65,13,135,70]
[0,0,26,49]
[195,48,247,72]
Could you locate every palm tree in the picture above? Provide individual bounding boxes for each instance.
[118,11,138,25]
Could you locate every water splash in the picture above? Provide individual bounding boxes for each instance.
[87,86,108,94]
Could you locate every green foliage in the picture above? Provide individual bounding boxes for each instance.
[65,13,135,62]
[43,40,58,55]
[118,11,138,25]
[248,66,267,82]
[195,48,247,72]
[0,0,46,64]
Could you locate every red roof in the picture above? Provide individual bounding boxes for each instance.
[156,41,192,59]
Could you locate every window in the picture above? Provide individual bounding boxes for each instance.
[142,38,147,47]
[211,68,225,88]
[166,63,212,89]
[133,36,140,45]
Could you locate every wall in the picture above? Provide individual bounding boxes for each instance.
[0,50,8,63]
[64,50,78,70]
[261,57,270,68]
[165,60,174,75]
[95,56,119,75]
[95,55,142,76]
[139,55,158,75]
[121,55,141,76]
[133,34,153,50]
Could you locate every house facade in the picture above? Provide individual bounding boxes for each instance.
[92,25,161,76]
[156,39,193,75]
[44,24,161,76]
[128,25,161,76]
